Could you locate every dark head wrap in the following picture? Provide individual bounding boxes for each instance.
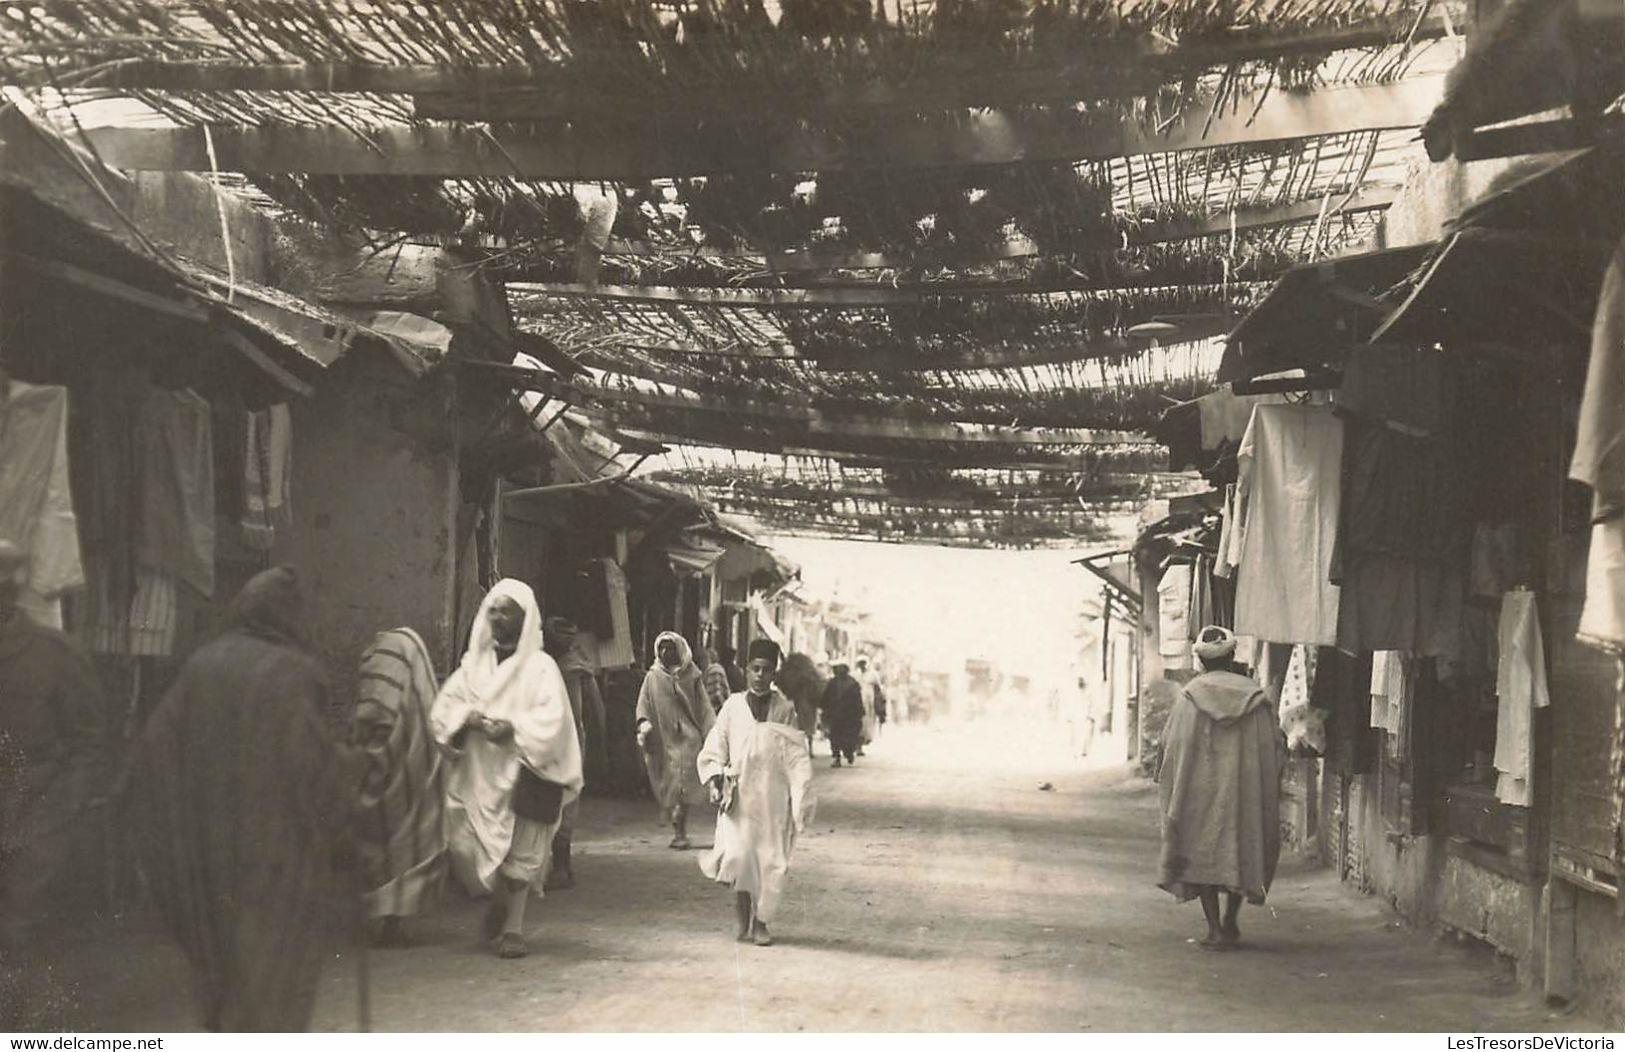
[227,565,308,648]
[747,638,782,668]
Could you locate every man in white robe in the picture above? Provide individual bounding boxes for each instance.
[697,639,814,947]
[431,579,583,959]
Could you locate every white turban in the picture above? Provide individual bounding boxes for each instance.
[1193,625,1238,661]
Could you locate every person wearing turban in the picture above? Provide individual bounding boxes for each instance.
[430,580,583,959]
[1156,626,1287,950]
[696,639,814,947]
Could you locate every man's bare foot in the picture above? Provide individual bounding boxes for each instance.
[1220,922,1241,945]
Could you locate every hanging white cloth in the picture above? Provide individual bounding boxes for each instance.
[1493,590,1550,807]
[1233,404,1344,646]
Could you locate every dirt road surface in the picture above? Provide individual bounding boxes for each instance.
[45,723,1601,1032]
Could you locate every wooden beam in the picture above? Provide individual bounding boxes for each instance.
[54,16,1448,115]
[590,419,1142,469]
[79,77,1444,179]
[511,278,1274,309]
[414,17,1452,120]
[563,380,1150,446]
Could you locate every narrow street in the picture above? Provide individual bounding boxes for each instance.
[57,724,1595,1033]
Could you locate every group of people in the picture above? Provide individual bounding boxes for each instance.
[0,549,821,1031]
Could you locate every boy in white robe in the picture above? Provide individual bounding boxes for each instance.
[697,639,815,947]
[430,579,583,959]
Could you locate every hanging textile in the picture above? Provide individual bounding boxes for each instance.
[1331,345,1463,657]
[1370,651,1409,760]
[1493,589,1550,807]
[1197,388,1288,450]
[0,380,84,627]
[1570,232,1625,523]
[1215,484,1239,579]
[1233,404,1344,646]
[242,404,292,552]
[596,558,634,670]
[1278,645,1325,754]
[135,386,215,598]
[1157,563,1192,667]
[1187,555,1215,640]
[1313,647,1375,776]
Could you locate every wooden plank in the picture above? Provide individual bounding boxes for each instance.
[51,17,1448,114]
[79,77,1445,179]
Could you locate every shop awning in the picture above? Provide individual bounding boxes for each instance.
[1218,244,1434,382]
[665,541,726,576]
[1371,227,1611,347]
[1450,137,1625,245]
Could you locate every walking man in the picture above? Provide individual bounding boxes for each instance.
[1156,626,1287,949]
[818,662,864,767]
[697,639,813,947]
[125,566,356,1030]
[431,580,582,959]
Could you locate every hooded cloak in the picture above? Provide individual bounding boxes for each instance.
[1156,668,1287,904]
[124,566,356,1032]
[636,631,714,812]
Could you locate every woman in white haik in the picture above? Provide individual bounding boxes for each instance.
[697,638,815,947]
[431,578,583,958]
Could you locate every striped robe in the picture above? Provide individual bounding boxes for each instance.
[352,628,447,919]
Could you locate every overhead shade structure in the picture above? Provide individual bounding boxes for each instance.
[1217,244,1435,382]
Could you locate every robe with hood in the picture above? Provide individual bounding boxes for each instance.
[635,632,715,813]
[124,566,356,1032]
[697,689,813,923]
[1156,668,1287,904]
[430,579,583,894]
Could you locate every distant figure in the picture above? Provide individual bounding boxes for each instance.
[543,616,602,890]
[855,657,879,752]
[431,580,582,959]
[125,566,356,1031]
[351,626,447,948]
[701,663,732,714]
[1157,626,1287,950]
[774,652,825,757]
[697,639,813,947]
[819,663,865,768]
[635,632,715,850]
[0,540,105,954]
[872,681,889,736]
[717,644,747,693]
